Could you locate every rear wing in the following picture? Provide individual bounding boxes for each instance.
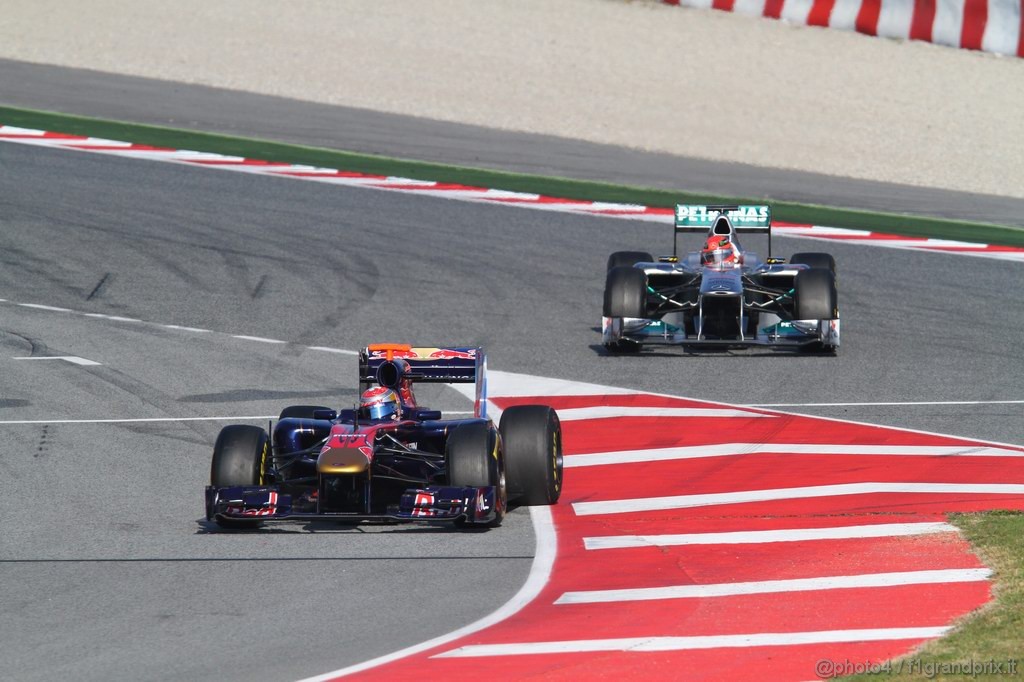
[359,344,488,418]
[674,204,773,256]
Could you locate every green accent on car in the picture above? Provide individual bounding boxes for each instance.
[760,321,805,337]
[2,105,1022,247]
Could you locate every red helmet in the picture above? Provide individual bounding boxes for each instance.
[359,387,402,421]
[701,235,739,268]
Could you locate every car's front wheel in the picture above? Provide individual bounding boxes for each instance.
[446,422,505,527]
[210,425,271,529]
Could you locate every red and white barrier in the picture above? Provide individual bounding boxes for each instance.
[662,0,1024,57]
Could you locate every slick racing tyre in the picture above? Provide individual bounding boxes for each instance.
[278,405,333,420]
[795,268,838,321]
[605,338,642,355]
[446,422,505,527]
[500,405,563,506]
[603,266,647,319]
[606,251,654,271]
[210,425,271,529]
[790,252,836,274]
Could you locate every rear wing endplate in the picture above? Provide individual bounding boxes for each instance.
[359,344,488,418]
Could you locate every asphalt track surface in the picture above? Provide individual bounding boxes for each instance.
[0,107,1021,680]
[3,58,1024,228]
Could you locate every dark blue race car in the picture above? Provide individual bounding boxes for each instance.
[205,343,563,529]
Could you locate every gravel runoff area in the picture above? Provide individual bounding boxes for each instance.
[1,0,1022,199]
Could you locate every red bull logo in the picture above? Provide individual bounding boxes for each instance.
[427,348,476,360]
[368,347,476,360]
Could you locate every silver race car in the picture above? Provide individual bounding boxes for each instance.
[602,204,839,354]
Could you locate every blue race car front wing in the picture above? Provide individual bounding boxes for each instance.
[205,484,501,525]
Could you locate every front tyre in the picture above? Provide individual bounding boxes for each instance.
[500,405,563,506]
[603,266,647,319]
[210,425,271,529]
[446,422,505,527]
[795,268,838,321]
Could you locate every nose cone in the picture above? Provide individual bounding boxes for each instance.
[317,447,370,474]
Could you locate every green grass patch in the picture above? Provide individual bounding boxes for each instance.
[2,104,1022,247]
[837,510,1024,681]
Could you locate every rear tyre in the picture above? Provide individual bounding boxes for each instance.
[603,266,647,318]
[795,268,838,320]
[790,252,836,274]
[500,405,563,506]
[446,422,505,527]
[210,425,271,529]
[279,405,332,420]
[607,251,654,271]
[605,339,642,355]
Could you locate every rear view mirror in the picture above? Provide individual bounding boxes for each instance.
[312,409,337,421]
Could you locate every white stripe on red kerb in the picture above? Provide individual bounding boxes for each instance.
[661,0,1023,57]
[2,124,1022,263]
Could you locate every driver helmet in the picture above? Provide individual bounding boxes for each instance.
[701,235,739,267]
[359,387,402,421]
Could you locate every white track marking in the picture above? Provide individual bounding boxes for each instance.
[554,406,771,421]
[82,313,141,322]
[746,400,1024,407]
[0,415,276,425]
[11,355,101,366]
[306,346,360,356]
[555,568,991,604]
[583,521,957,550]
[231,334,286,344]
[433,626,952,658]
[16,303,73,313]
[161,324,212,333]
[564,443,1023,468]
[294,506,557,681]
[573,482,1024,516]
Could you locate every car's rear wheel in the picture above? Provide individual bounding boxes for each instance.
[278,405,332,420]
[500,405,563,506]
[795,268,838,320]
[605,338,642,354]
[446,422,505,527]
[607,251,654,271]
[790,252,836,274]
[210,425,271,529]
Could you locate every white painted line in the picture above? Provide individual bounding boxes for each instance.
[231,335,286,344]
[306,346,360,356]
[555,568,991,604]
[582,521,957,550]
[433,626,952,657]
[572,482,1024,516]
[555,406,770,421]
[16,303,73,313]
[295,506,557,681]
[0,415,276,425]
[82,313,141,322]
[161,324,212,333]
[746,400,1024,407]
[11,355,101,366]
[565,442,1023,468]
